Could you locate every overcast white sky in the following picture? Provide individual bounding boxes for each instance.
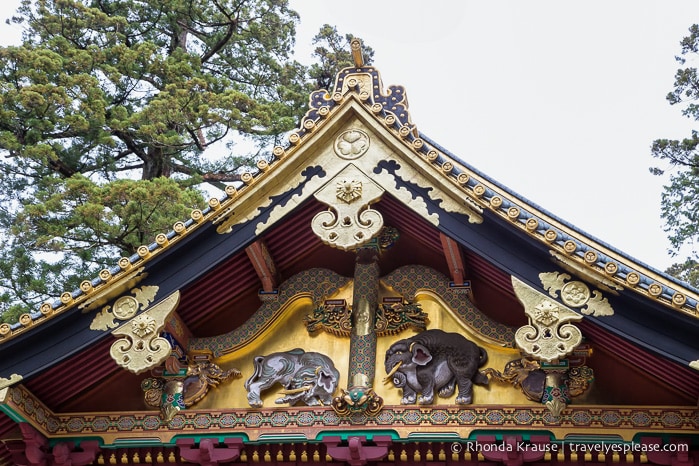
[2,1,698,272]
[289,1,699,272]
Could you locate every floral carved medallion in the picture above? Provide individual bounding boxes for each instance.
[336,178,362,203]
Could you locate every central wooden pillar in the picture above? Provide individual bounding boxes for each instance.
[348,246,380,390]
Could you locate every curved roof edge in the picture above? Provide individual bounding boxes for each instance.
[1,62,697,344]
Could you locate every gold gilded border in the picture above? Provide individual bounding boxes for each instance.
[3,383,697,445]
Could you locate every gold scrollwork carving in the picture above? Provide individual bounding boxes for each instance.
[312,164,384,251]
[90,285,160,331]
[512,277,583,363]
[583,291,614,317]
[540,271,614,317]
[0,373,22,390]
[560,281,591,308]
[109,291,179,374]
[90,307,119,331]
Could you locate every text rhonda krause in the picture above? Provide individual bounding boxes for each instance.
[451,442,688,454]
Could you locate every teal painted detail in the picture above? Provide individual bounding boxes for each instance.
[315,430,399,441]
[564,434,624,443]
[468,430,555,441]
[257,433,308,442]
[406,432,462,441]
[45,437,104,448]
[110,437,164,447]
[169,433,249,445]
[0,404,26,423]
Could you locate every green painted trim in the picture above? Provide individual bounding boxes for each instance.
[315,430,399,441]
[467,430,555,441]
[406,432,462,441]
[0,404,26,424]
[169,433,250,445]
[110,437,166,448]
[257,433,309,442]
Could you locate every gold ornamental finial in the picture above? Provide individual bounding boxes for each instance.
[351,38,364,67]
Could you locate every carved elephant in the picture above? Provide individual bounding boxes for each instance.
[384,329,488,404]
[244,348,340,407]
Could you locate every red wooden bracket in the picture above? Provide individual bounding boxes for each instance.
[323,435,392,466]
[12,423,99,466]
[176,438,243,466]
[477,435,550,466]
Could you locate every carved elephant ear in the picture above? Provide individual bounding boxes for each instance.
[317,368,336,392]
[410,342,432,365]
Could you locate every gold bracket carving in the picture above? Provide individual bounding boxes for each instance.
[311,164,384,251]
[110,291,179,374]
[0,373,22,391]
[512,277,583,363]
[540,271,614,317]
[90,285,160,331]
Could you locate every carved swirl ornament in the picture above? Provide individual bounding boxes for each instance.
[312,164,384,251]
[539,272,614,317]
[512,277,583,363]
[109,291,180,374]
[90,285,159,331]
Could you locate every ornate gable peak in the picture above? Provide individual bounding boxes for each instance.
[288,60,415,147]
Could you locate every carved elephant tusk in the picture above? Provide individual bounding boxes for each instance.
[383,361,403,384]
[278,384,313,395]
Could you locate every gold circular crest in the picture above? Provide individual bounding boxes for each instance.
[334,129,370,159]
[560,281,591,308]
[113,296,140,320]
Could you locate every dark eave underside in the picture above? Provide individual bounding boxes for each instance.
[0,195,691,427]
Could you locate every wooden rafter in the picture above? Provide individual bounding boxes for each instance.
[439,232,466,285]
[245,239,279,293]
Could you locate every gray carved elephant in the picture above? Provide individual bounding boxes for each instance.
[244,348,340,407]
[384,329,488,404]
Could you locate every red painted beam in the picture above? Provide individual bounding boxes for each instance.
[440,232,466,285]
[245,240,279,293]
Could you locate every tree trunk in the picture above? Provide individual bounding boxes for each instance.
[142,148,171,179]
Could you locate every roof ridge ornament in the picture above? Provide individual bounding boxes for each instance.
[351,38,364,67]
